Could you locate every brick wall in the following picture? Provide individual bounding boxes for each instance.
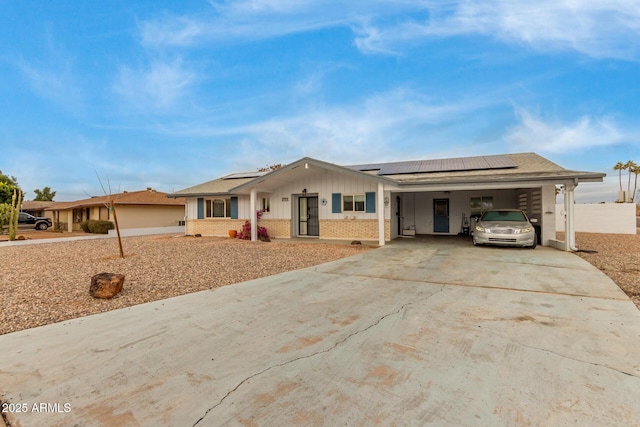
[320,219,390,241]
[187,219,246,236]
[188,218,292,238]
[258,219,291,238]
[188,218,390,241]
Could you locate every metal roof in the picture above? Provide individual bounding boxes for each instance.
[347,154,517,176]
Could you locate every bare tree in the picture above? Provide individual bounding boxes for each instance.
[95,172,124,258]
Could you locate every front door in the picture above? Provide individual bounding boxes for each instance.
[298,196,319,236]
[433,199,449,233]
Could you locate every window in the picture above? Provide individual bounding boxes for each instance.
[470,196,493,216]
[261,197,270,213]
[73,208,83,223]
[205,199,231,218]
[343,194,365,212]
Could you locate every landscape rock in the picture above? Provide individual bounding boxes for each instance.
[90,273,125,299]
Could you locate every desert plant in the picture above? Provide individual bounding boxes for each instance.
[237,220,252,240]
[0,203,9,235]
[8,188,22,241]
[236,220,270,241]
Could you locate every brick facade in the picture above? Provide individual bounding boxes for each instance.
[258,219,291,238]
[319,219,390,241]
[187,219,246,236]
[188,218,389,241]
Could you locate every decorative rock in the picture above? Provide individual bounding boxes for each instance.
[90,273,125,299]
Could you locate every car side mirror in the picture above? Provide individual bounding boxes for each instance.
[530,218,538,223]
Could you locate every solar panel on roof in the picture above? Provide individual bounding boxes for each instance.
[223,171,269,179]
[348,155,517,176]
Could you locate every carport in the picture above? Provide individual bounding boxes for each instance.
[374,153,605,250]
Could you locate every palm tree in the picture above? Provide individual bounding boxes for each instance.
[631,164,640,203]
[624,160,635,199]
[614,161,624,193]
[623,160,638,202]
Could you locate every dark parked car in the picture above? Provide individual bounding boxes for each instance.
[18,212,52,230]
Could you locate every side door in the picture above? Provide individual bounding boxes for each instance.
[433,199,449,233]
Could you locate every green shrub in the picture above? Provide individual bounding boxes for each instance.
[81,219,114,234]
[80,220,92,233]
[89,220,114,234]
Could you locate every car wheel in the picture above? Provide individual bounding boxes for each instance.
[36,222,48,230]
[528,241,537,249]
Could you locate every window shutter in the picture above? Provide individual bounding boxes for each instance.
[230,197,238,219]
[365,192,376,213]
[197,198,204,219]
[332,193,342,213]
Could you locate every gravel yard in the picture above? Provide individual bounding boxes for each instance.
[2,230,638,336]
[1,235,372,335]
[566,230,640,311]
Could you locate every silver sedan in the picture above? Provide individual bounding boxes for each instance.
[472,209,537,249]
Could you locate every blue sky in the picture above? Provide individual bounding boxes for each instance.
[2,1,639,203]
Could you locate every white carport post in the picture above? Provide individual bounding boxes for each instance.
[250,188,257,241]
[564,181,577,251]
[378,181,385,246]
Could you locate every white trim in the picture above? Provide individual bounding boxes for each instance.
[564,183,577,251]
[250,188,257,241]
[378,182,385,246]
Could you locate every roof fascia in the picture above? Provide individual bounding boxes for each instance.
[395,172,605,189]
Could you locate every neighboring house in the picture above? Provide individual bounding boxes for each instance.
[47,188,186,232]
[168,153,604,251]
[20,201,59,221]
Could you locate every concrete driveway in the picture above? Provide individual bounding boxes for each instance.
[2,237,640,426]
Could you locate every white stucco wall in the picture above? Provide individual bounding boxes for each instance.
[555,203,636,234]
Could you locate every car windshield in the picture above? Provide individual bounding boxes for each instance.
[481,211,527,222]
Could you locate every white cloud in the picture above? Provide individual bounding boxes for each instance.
[504,108,634,153]
[355,0,640,59]
[114,58,196,111]
[140,16,206,47]
[156,88,484,168]
[139,1,640,60]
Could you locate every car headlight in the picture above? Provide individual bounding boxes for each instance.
[517,227,533,234]
[475,225,485,232]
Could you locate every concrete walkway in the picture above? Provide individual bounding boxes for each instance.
[1,237,640,426]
